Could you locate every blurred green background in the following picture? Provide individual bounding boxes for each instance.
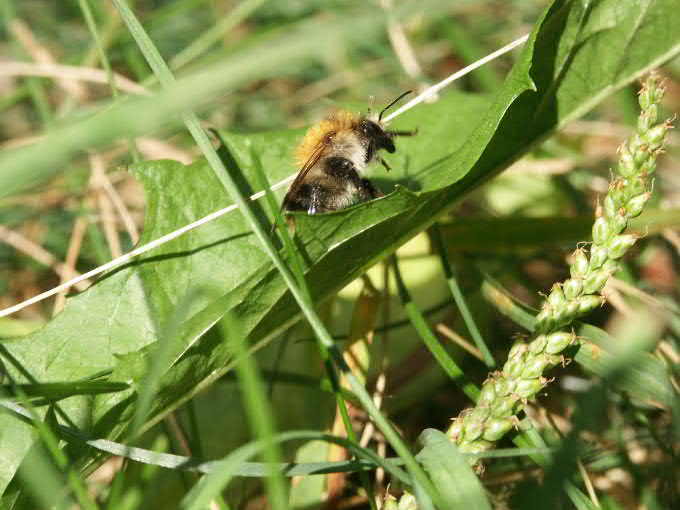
[1,1,679,509]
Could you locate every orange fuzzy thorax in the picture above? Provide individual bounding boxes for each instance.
[295,109,360,166]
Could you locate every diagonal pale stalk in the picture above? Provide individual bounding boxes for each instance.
[112,0,439,504]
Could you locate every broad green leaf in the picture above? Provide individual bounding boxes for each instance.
[0,381,128,402]
[439,209,680,253]
[2,0,680,494]
[416,429,491,510]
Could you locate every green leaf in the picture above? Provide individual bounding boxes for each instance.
[416,429,491,510]
[438,209,680,253]
[0,381,128,402]
[575,324,675,407]
[2,0,680,494]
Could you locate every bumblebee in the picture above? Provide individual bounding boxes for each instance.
[281,92,414,222]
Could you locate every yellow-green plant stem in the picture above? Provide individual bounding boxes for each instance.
[448,74,672,457]
[394,73,672,507]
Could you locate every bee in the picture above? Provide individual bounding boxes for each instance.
[280,91,415,228]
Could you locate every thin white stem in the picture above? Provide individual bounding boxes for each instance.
[0,175,295,318]
[382,33,529,123]
[0,33,530,318]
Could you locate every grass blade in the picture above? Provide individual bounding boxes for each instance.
[416,429,492,510]
[431,223,495,367]
[391,255,480,401]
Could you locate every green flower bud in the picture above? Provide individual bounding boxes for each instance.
[578,295,602,314]
[548,284,566,308]
[617,149,636,178]
[638,107,655,131]
[521,355,552,378]
[603,195,617,218]
[633,146,650,167]
[624,192,650,218]
[640,159,656,175]
[628,136,642,155]
[582,269,610,294]
[503,358,523,378]
[470,407,491,423]
[550,304,569,325]
[528,335,548,355]
[491,395,518,418]
[592,217,611,244]
[589,244,608,269]
[607,234,637,259]
[398,492,417,510]
[508,341,528,360]
[510,395,523,415]
[546,353,564,366]
[545,331,575,354]
[563,300,579,320]
[478,381,497,404]
[515,378,543,399]
[570,249,589,278]
[563,278,583,300]
[534,308,554,333]
[495,377,516,397]
[639,90,652,110]
[602,259,619,274]
[609,181,628,207]
[447,419,463,441]
[482,418,514,441]
[628,175,648,196]
[641,124,668,147]
[463,418,484,442]
[639,78,663,109]
[610,212,628,235]
[458,439,493,454]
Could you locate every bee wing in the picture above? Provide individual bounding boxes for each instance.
[281,141,327,209]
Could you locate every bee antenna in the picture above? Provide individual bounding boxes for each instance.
[378,90,412,122]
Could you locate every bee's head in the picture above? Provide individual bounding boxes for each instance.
[359,119,396,153]
[360,91,415,162]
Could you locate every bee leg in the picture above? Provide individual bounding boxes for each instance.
[387,128,418,137]
[285,215,297,233]
[360,178,384,199]
[378,156,391,172]
[308,186,322,215]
